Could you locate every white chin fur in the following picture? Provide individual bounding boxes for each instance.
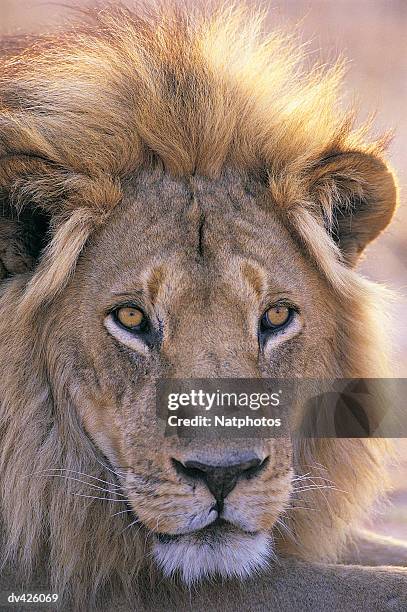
[152,529,273,584]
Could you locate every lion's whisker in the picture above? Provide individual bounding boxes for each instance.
[119,517,141,535]
[31,467,122,489]
[274,518,291,541]
[292,474,332,483]
[292,473,336,486]
[293,485,337,492]
[72,494,128,502]
[294,484,347,495]
[112,509,132,517]
[292,472,313,481]
[304,476,347,495]
[34,473,128,497]
[95,457,126,479]
[295,477,337,515]
[275,517,294,539]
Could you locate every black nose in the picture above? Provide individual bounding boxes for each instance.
[173,456,266,512]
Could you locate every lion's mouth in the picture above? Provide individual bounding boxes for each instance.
[155,517,258,543]
[152,517,271,583]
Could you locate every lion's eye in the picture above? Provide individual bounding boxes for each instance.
[105,304,154,353]
[114,306,145,330]
[261,305,293,331]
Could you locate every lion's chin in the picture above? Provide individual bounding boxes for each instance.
[152,521,273,584]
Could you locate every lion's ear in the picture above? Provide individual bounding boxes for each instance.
[0,210,51,281]
[0,156,52,281]
[310,150,398,266]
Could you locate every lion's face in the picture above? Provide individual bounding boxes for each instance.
[44,169,338,582]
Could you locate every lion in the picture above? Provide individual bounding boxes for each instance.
[0,3,406,610]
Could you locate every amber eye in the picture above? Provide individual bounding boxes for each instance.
[262,304,293,330]
[115,306,145,330]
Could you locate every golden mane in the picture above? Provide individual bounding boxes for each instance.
[0,3,397,608]
[0,2,394,304]
[1,3,353,177]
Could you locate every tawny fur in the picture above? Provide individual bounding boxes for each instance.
[0,3,401,609]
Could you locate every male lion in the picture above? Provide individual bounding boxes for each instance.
[0,3,406,611]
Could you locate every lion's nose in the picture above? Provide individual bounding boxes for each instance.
[172,456,265,512]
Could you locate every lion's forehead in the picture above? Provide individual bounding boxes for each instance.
[82,168,316,293]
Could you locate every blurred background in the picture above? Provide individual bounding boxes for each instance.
[1,0,406,541]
